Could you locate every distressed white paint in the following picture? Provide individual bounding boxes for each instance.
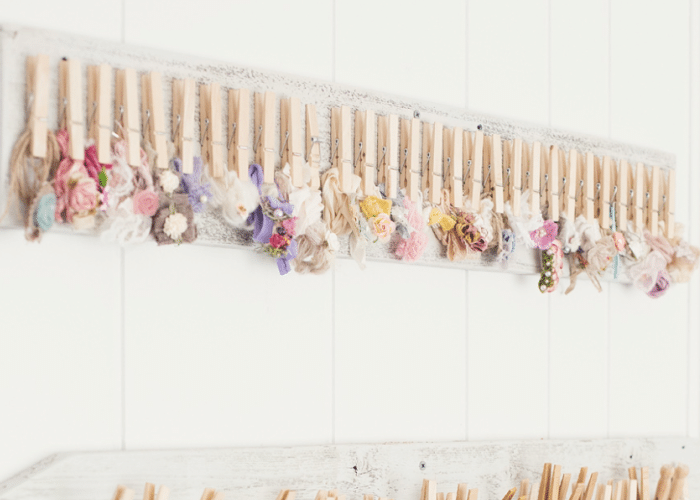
[0,439,697,500]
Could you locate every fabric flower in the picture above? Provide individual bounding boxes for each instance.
[174,157,212,213]
[159,169,180,194]
[395,230,428,262]
[359,195,392,219]
[68,176,99,214]
[34,193,56,232]
[132,190,159,216]
[368,212,395,242]
[152,193,197,245]
[100,198,152,245]
[628,250,668,293]
[587,236,617,273]
[163,212,188,240]
[455,212,487,252]
[282,217,297,237]
[505,189,544,249]
[647,269,671,298]
[497,229,516,262]
[530,219,558,250]
[84,142,111,188]
[270,233,289,249]
[539,239,564,293]
[613,232,626,252]
[107,141,136,202]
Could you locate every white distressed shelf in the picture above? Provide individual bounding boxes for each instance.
[0,439,696,500]
[0,25,676,281]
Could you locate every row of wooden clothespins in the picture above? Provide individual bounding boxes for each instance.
[24,54,676,240]
[108,463,688,500]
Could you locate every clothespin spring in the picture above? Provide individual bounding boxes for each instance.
[200,118,210,145]
[354,141,363,168]
[377,146,387,167]
[306,136,320,162]
[172,114,181,143]
[253,125,263,154]
[280,130,290,158]
[228,122,237,149]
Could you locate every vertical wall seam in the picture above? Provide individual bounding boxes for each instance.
[331,267,336,444]
[606,0,612,439]
[465,0,469,110]
[121,0,126,44]
[120,247,126,450]
[546,0,552,440]
[332,0,336,83]
[687,0,694,439]
[464,0,470,442]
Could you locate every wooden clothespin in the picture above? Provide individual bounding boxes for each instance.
[400,116,420,201]
[280,97,304,187]
[377,114,399,198]
[200,82,224,178]
[420,479,437,500]
[668,465,688,500]
[505,138,523,216]
[276,491,296,500]
[306,104,321,190]
[59,58,85,160]
[616,160,631,232]
[597,156,612,229]
[628,480,637,500]
[527,484,539,500]
[559,474,571,500]
[466,490,478,500]
[482,134,504,212]
[502,488,517,500]
[331,105,352,193]
[542,145,560,221]
[26,54,49,158]
[518,480,529,500]
[422,121,443,204]
[354,109,377,196]
[87,64,111,164]
[254,91,276,183]
[646,165,660,236]
[539,463,552,500]
[172,78,195,174]
[141,72,168,170]
[463,130,483,211]
[577,152,595,223]
[314,491,328,500]
[228,88,250,180]
[560,149,578,221]
[583,472,599,500]
[446,493,455,500]
[632,163,646,232]
[142,482,169,500]
[115,67,140,167]
[443,127,463,207]
[523,142,541,216]
[663,169,675,239]
[639,467,650,500]
[570,484,585,500]
[550,464,562,500]
[111,485,135,500]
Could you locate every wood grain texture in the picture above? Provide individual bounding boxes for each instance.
[0,25,675,281]
[0,440,696,500]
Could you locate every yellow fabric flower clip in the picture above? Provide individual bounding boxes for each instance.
[428,207,456,232]
[360,195,392,219]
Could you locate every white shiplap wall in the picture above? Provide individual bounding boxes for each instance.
[0,0,698,483]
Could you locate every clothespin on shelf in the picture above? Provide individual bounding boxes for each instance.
[646,165,661,236]
[26,54,49,158]
[550,464,562,500]
[501,488,517,500]
[354,109,377,196]
[482,134,504,213]
[420,479,437,500]
[560,149,578,221]
[110,485,135,500]
[306,104,321,190]
[142,483,169,500]
[200,82,224,178]
[254,91,276,183]
[639,467,650,500]
[172,78,195,174]
[377,114,399,198]
[276,490,296,500]
[399,116,420,201]
[663,169,675,239]
[559,474,572,500]
[542,145,560,221]
[463,129,483,211]
[578,152,595,223]
[87,64,111,164]
[442,126,463,207]
[228,88,250,180]
[628,480,637,500]
[632,163,646,232]
[200,488,225,500]
[597,156,612,230]
[522,141,541,216]
[331,105,352,193]
[140,71,168,170]
[504,138,523,216]
[280,96,304,187]
[59,58,85,160]
[327,489,345,500]
[422,121,443,204]
[615,160,631,232]
[115,67,140,167]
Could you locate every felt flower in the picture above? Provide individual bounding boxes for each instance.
[455,212,487,252]
[647,269,671,298]
[613,232,626,252]
[163,212,188,240]
[132,189,159,216]
[368,212,395,242]
[587,236,616,273]
[107,141,136,202]
[497,229,516,262]
[360,195,392,219]
[530,219,558,250]
[34,192,56,232]
[174,157,212,213]
[68,176,99,214]
[159,169,180,194]
[395,230,428,262]
[282,217,297,237]
[628,250,668,293]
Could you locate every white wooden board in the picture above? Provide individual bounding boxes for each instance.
[0,25,676,280]
[0,439,695,500]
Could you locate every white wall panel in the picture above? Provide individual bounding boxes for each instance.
[467,0,549,124]
[549,280,609,439]
[0,0,122,40]
[123,244,333,449]
[550,0,609,136]
[334,260,467,443]
[466,272,549,440]
[0,230,122,481]
[124,0,334,81]
[335,0,466,107]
